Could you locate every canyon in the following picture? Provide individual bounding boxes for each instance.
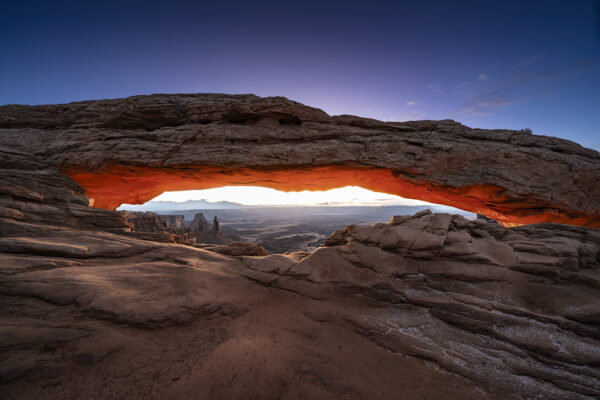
[0,94,599,399]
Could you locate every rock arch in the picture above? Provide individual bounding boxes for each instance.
[1,93,598,227]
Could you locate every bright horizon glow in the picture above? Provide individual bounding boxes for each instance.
[149,186,433,207]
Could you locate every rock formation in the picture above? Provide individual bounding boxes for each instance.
[1,94,600,399]
[190,212,228,244]
[162,214,189,231]
[0,94,599,227]
[124,211,195,244]
[190,213,210,235]
[124,211,170,232]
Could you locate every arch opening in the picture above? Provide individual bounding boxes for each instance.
[118,186,454,209]
[117,185,475,254]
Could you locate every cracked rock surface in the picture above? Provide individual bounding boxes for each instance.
[248,210,600,399]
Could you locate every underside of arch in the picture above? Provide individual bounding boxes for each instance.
[64,164,599,228]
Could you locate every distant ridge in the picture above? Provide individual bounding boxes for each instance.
[118,200,476,218]
[117,199,244,211]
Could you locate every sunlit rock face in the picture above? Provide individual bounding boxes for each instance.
[0,93,599,227]
[243,210,600,398]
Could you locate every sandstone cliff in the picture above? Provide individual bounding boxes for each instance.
[0,147,129,237]
[123,211,195,244]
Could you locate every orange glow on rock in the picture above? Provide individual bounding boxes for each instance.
[63,164,599,228]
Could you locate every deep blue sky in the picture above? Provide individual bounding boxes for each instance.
[2,1,599,150]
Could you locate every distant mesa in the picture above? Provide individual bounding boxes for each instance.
[118,199,244,212]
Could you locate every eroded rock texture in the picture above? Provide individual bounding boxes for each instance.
[0,147,129,237]
[1,94,599,227]
[244,210,600,399]
[1,96,600,399]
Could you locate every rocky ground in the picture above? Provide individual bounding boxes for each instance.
[2,208,600,399]
[0,147,598,399]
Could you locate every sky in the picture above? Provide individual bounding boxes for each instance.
[148,186,432,207]
[1,1,599,149]
[2,1,599,206]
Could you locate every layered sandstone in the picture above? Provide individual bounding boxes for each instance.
[0,94,598,227]
[1,95,600,399]
[0,147,129,236]
[241,211,600,399]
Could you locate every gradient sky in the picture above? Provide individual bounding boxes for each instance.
[2,0,599,151]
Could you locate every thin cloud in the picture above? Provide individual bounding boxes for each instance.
[501,58,598,88]
[477,73,489,81]
[426,83,444,94]
[453,94,526,116]
[517,55,541,67]
[452,58,599,116]
[455,81,470,89]
[391,110,426,121]
[406,100,417,106]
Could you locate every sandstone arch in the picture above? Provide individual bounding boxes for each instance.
[1,93,599,227]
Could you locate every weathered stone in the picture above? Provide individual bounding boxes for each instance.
[0,147,129,237]
[275,212,600,399]
[0,94,598,227]
[323,229,346,246]
[2,94,600,400]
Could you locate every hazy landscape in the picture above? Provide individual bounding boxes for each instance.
[122,203,476,253]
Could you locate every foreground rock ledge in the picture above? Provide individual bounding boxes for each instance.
[1,93,599,227]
